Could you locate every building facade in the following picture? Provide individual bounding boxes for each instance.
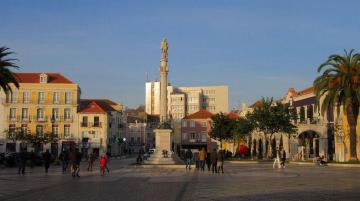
[78,99,125,157]
[244,86,336,161]
[145,81,228,119]
[181,110,214,151]
[0,73,80,155]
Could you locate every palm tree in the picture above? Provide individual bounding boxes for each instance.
[314,49,360,161]
[0,47,19,94]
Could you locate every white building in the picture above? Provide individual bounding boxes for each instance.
[145,81,228,119]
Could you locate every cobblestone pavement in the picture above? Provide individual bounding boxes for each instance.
[1,161,360,201]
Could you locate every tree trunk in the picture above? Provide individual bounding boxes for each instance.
[346,104,358,161]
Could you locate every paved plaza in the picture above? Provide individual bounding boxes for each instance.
[0,158,360,201]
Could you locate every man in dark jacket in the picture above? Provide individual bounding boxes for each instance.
[185,149,193,170]
[210,148,218,173]
[18,149,27,174]
[43,150,51,173]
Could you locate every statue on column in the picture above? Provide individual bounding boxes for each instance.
[160,38,168,60]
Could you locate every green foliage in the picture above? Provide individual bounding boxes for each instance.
[248,97,297,158]
[313,49,360,160]
[0,47,19,93]
[233,116,254,140]
[248,97,297,136]
[210,113,234,147]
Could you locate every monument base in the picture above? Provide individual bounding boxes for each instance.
[145,129,175,165]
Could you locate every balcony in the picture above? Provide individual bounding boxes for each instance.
[36,116,48,123]
[80,122,103,128]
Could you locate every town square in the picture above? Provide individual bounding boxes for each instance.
[0,1,360,201]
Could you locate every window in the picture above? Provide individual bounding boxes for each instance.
[52,125,59,137]
[36,125,44,137]
[65,91,72,104]
[82,116,88,127]
[201,121,207,128]
[37,108,44,119]
[9,108,16,119]
[201,132,207,142]
[21,124,27,135]
[38,92,45,103]
[182,133,188,140]
[39,73,48,83]
[8,124,16,138]
[64,125,70,137]
[64,108,71,120]
[137,137,141,145]
[190,120,195,128]
[53,92,60,104]
[10,91,17,103]
[21,108,28,119]
[52,108,59,120]
[130,137,134,145]
[94,116,100,127]
[190,132,196,140]
[23,91,30,103]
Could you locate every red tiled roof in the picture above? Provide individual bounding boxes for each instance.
[295,86,314,97]
[79,99,117,113]
[227,112,240,119]
[79,101,107,113]
[15,73,74,84]
[183,110,213,119]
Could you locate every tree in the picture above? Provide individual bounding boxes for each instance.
[233,116,254,153]
[248,97,297,158]
[0,47,19,93]
[210,113,233,149]
[314,49,360,161]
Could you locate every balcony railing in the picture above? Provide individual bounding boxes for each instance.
[6,115,74,123]
[1,98,78,105]
[80,122,103,128]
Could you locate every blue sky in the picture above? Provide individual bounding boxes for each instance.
[1,0,359,109]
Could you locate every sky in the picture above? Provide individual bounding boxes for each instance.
[1,0,359,110]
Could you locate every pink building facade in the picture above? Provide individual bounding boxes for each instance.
[181,110,213,151]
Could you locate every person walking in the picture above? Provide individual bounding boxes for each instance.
[210,148,218,174]
[100,153,107,175]
[185,149,193,170]
[17,149,27,175]
[193,151,199,170]
[73,149,82,177]
[43,150,51,174]
[29,150,36,169]
[273,147,281,169]
[87,152,94,171]
[217,149,225,173]
[280,148,286,168]
[206,152,211,171]
[60,150,69,173]
[199,147,206,171]
[69,148,76,177]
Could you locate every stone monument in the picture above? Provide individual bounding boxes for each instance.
[146,38,175,164]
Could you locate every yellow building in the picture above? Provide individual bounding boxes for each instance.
[0,73,80,154]
[78,99,124,157]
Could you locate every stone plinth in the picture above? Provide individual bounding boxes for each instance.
[146,129,175,164]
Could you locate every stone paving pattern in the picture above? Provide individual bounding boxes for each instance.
[1,158,360,201]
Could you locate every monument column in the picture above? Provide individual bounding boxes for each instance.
[160,38,169,122]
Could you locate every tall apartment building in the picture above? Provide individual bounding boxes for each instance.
[145,81,228,119]
[0,73,80,154]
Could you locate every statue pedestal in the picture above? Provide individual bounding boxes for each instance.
[146,129,175,164]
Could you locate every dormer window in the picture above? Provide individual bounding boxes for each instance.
[40,73,48,84]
